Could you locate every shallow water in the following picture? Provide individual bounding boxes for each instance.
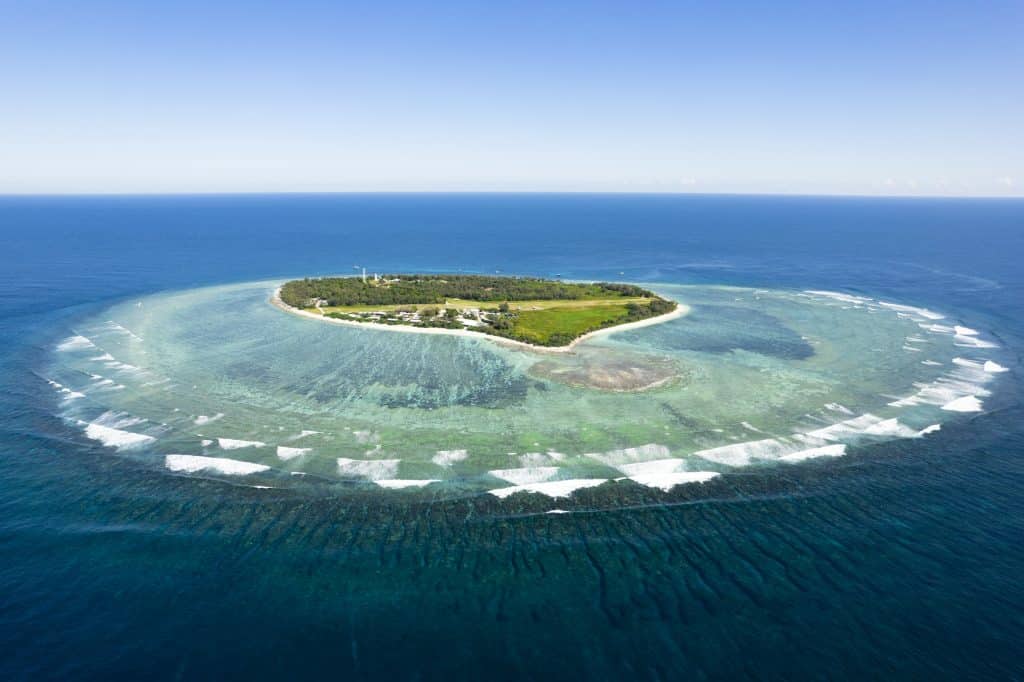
[1,194,1023,679]
[47,281,1004,502]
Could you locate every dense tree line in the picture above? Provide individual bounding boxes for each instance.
[280,275,662,308]
[625,298,675,318]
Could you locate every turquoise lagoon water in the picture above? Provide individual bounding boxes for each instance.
[2,194,1023,679]
[48,281,1000,501]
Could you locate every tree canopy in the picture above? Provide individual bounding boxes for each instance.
[280,275,658,308]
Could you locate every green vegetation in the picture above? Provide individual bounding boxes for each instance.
[279,274,677,347]
[280,274,655,308]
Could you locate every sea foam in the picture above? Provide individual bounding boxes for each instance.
[779,444,846,462]
[47,380,85,400]
[432,449,468,467]
[804,290,871,305]
[80,421,156,449]
[950,326,997,348]
[863,418,920,438]
[877,301,944,320]
[57,335,96,351]
[488,479,607,499]
[887,358,993,409]
[954,334,997,349]
[165,455,270,475]
[586,443,671,467]
[693,438,791,466]
[518,451,567,466]
[614,459,720,491]
[802,414,884,442]
[337,457,400,480]
[625,471,720,492]
[102,321,143,341]
[489,466,560,485]
[941,396,983,412]
[276,446,310,460]
[217,438,266,450]
[375,479,439,489]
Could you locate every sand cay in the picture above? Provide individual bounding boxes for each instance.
[270,286,690,355]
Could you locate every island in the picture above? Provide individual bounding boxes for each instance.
[273,274,685,349]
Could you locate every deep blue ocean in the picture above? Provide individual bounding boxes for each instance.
[1,194,1022,680]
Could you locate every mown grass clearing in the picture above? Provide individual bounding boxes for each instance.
[509,304,633,344]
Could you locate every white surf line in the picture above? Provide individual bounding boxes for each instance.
[100,321,144,342]
[941,396,984,412]
[684,412,946,468]
[888,352,1001,413]
[47,379,86,400]
[276,446,310,460]
[270,286,690,354]
[488,466,561,485]
[876,301,945,320]
[612,459,721,492]
[217,437,266,450]
[585,443,672,467]
[165,455,270,475]
[57,335,96,351]
[432,449,468,466]
[692,438,795,466]
[79,420,156,449]
[803,290,873,305]
[778,444,847,462]
[518,451,568,466]
[806,292,1004,353]
[375,479,439,489]
[487,479,608,499]
[581,445,723,492]
[336,457,401,480]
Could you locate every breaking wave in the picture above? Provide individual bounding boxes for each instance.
[165,455,270,475]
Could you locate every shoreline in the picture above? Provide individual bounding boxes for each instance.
[270,287,689,354]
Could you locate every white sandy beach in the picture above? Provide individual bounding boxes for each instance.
[270,286,689,354]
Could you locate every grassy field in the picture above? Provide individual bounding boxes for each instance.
[509,304,632,344]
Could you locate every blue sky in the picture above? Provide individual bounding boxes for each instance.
[1,1,1021,195]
